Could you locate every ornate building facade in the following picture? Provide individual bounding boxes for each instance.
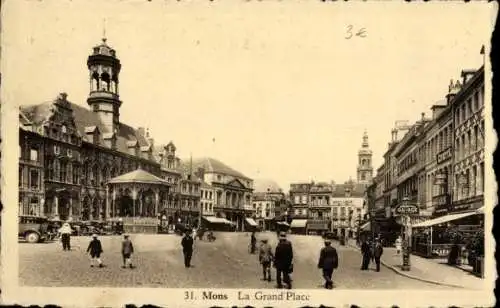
[189,157,254,231]
[451,67,485,215]
[18,38,183,222]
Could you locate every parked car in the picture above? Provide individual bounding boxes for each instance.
[18,215,50,243]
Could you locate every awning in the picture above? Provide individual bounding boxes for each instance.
[360,221,371,231]
[290,219,307,228]
[476,206,484,214]
[412,211,479,228]
[308,223,328,230]
[245,218,258,226]
[203,216,233,225]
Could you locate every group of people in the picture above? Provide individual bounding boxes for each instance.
[252,231,340,289]
[360,237,384,271]
[54,222,135,269]
[255,231,295,289]
[86,233,135,269]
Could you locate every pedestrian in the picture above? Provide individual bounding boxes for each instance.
[317,238,339,289]
[86,234,104,268]
[250,231,257,254]
[121,234,135,269]
[360,238,371,270]
[273,231,293,289]
[373,238,383,272]
[181,228,194,268]
[58,222,73,251]
[395,236,402,254]
[259,239,273,282]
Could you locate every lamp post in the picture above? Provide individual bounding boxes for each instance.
[370,209,376,242]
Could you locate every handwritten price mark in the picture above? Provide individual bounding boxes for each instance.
[345,25,367,39]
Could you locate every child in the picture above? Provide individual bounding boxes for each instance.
[121,234,135,268]
[86,234,104,268]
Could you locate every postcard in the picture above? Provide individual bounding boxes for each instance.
[0,0,497,307]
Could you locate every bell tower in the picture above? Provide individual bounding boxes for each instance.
[87,36,122,134]
[357,130,373,183]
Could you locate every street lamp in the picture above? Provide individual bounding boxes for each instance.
[370,209,376,241]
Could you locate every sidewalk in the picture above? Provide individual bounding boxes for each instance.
[344,239,484,289]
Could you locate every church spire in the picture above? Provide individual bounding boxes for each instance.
[357,130,373,183]
[362,129,369,148]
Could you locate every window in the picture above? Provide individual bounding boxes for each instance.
[60,161,67,183]
[467,99,472,118]
[19,168,23,187]
[472,166,477,196]
[480,162,484,193]
[53,160,60,181]
[461,135,466,159]
[30,170,40,189]
[29,197,39,216]
[474,91,479,111]
[30,148,39,162]
[72,164,79,184]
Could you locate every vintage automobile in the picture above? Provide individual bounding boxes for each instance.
[18,215,50,243]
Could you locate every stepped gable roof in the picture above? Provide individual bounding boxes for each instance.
[254,179,282,193]
[188,157,250,180]
[331,181,367,198]
[19,98,152,159]
[107,168,168,185]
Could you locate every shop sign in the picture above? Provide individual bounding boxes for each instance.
[395,203,419,216]
[436,147,452,164]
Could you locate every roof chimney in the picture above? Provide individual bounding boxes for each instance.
[391,129,397,142]
[446,79,461,105]
[137,127,145,137]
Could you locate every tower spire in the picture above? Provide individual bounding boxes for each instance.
[190,152,193,176]
[102,18,107,43]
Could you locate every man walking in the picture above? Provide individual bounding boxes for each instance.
[250,231,257,254]
[373,238,384,272]
[86,234,104,268]
[259,238,273,282]
[360,238,371,270]
[274,231,293,289]
[121,234,135,269]
[181,229,194,268]
[58,222,73,251]
[317,238,339,289]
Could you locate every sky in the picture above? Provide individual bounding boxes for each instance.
[1,1,494,191]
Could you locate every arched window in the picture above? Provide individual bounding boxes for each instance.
[91,71,99,91]
[101,72,111,91]
[92,164,99,186]
[72,163,79,184]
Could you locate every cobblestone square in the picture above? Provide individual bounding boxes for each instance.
[20,233,453,289]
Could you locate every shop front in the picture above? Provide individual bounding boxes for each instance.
[307,219,330,236]
[290,219,307,234]
[411,207,484,260]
